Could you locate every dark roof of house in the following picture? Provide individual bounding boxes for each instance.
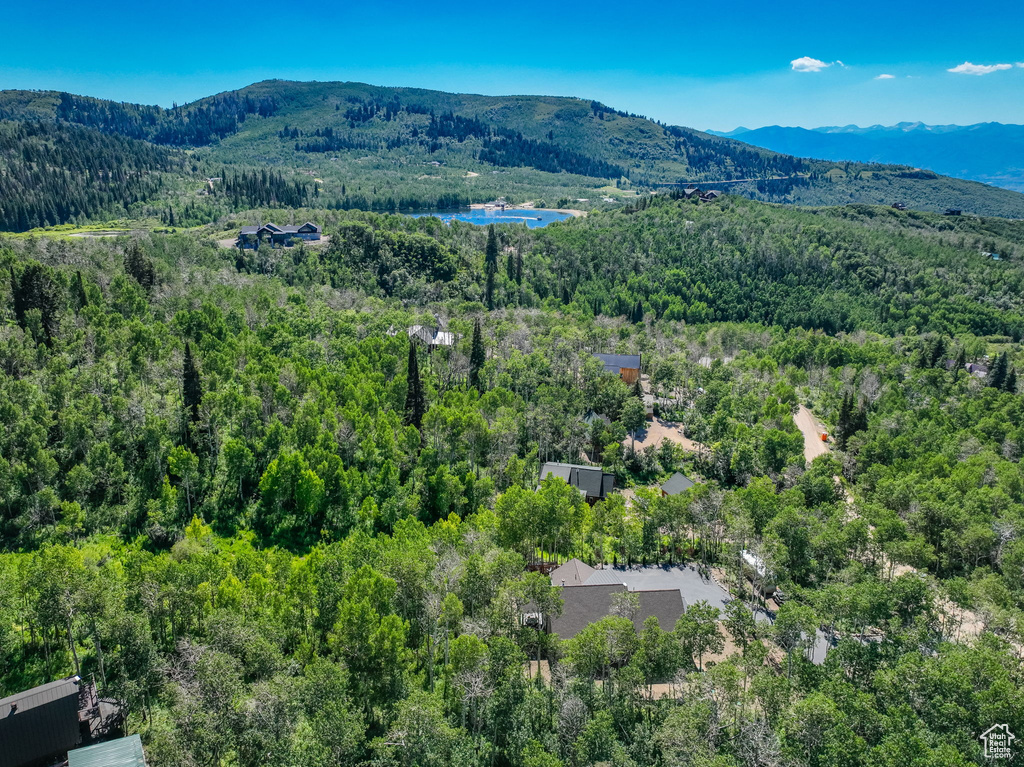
[0,677,80,719]
[539,462,614,499]
[240,223,322,236]
[550,584,686,638]
[69,735,147,767]
[550,558,596,587]
[661,472,695,496]
[0,677,84,767]
[593,353,641,372]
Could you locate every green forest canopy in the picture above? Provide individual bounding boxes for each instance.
[1,198,1023,767]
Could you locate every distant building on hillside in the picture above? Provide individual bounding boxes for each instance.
[891,202,907,211]
[681,186,702,200]
[700,190,723,202]
[593,353,642,384]
[388,324,458,352]
[539,462,615,503]
[943,208,962,216]
[661,472,695,497]
[237,222,321,248]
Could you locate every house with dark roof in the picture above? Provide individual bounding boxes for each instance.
[700,190,724,202]
[660,472,695,496]
[593,353,642,385]
[549,583,687,639]
[545,560,688,639]
[681,186,702,200]
[237,222,322,249]
[540,462,615,503]
[0,677,86,767]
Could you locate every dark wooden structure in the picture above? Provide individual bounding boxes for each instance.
[0,677,85,767]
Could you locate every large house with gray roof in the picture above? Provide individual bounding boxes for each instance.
[546,558,687,639]
[539,462,614,503]
[237,222,321,248]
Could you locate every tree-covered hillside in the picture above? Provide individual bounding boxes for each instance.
[0,120,191,230]
[222,196,1024,339]
[4,81,1024,223]
[1,208,1024,765]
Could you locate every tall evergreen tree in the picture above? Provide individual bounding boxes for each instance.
[515,249,523,285]
[124,243,156,292]
[988,352,1009,390]
[485,269,495,310]
[469,319,485,392]
[404,341,426,428]
[484,225,499,272]
[1005,366,1018,394]
[73,270,88,311]
[182,342,203,425]
[13,262,60,347]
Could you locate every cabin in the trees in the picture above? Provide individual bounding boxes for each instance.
[389,324,458,352]
[540,462,615,503]
[681,186,702,200]
[891,202,907,211]
[237,222,322,248]
[0,677,89,767]
[700,190,724,203]
[660,471,695,497]
[545,559,686,639]
[944,208,962,216]
[593,353,642,384]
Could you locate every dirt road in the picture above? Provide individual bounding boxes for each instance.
[624,418,705,453]
[795,405,830,463]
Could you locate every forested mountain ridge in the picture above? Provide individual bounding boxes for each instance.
[0,120,191,230]
[4,80,1024,222]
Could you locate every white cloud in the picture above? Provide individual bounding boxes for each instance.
[875,74,895,80]
[791,57,831,73]
[947,61,1013,75]
[1018,62,1024,68]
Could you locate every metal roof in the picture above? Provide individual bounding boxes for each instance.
[0,677,80,718]
[539,462,614,500]
[661,472,695,496]
[69,735,146,767]
[593,353,641,371]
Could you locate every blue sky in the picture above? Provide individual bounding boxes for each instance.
[2,0,1022,130]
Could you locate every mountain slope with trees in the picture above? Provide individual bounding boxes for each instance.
[2,207,1024,764]
[3,81,1024,225]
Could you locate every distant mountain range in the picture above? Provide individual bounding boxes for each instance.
[709,123,1024,192]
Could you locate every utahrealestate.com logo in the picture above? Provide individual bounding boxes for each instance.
[980,724,1016,760]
